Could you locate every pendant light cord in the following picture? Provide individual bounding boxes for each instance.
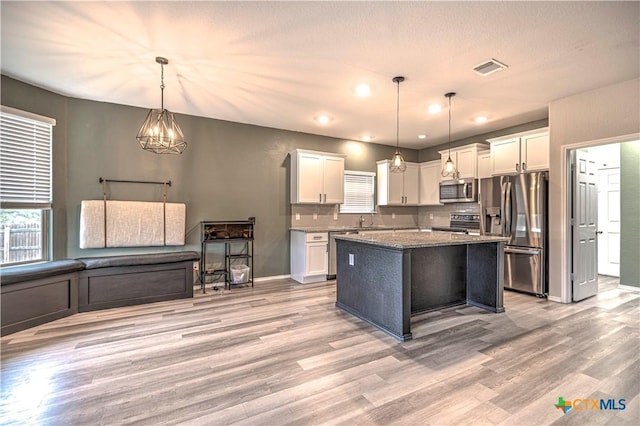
[396,80,400,151]
[160,62,165,110]
[448,94,452,156]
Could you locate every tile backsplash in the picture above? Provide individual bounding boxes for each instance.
[290,202,480,229]
[417,203,480,228]
[291,204,418,229]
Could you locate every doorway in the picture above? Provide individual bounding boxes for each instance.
[566,138,638,302]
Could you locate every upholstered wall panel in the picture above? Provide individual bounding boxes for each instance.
[79,200,185,248]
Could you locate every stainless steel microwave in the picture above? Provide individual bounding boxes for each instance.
[439,178,478,203]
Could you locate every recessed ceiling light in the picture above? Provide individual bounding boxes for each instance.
[475,116,488,124]
[428,104,442,114]
[315,115,331,125]
[355,84,371,97]
[418,134,427,139]
[361,135,373,142]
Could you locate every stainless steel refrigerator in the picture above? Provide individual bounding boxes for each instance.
[479,172,548,296]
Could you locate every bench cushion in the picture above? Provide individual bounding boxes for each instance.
[1,260,85,286]
[77,251,200,270]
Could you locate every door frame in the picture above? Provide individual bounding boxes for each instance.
[559,132,639,303]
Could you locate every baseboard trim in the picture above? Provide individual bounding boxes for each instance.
[254,274,291,283]
[618,284,640,293]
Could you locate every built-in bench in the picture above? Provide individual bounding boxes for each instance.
[1,260,85,336]
[1,251,200,336]
[76,251,200,312]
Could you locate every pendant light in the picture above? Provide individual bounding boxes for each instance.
[136,57,187,154]
[441,92,459,178]
[389,76,406,173]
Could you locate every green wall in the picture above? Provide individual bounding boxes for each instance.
[620,141,640,288]
[1,75,417,278]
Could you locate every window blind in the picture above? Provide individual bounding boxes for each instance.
[0,108,53,204]
[340,171,375,214]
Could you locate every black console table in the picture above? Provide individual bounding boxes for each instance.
[200,218,254,292]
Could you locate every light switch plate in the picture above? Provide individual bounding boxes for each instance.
[295,213,300,221]
[392,213,396,219]
[313,213,318,220]
[333,212,338,220]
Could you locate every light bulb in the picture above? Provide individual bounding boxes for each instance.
[444,159,455,173]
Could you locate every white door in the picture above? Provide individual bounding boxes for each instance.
[572,149,598,301]
[597,167,621,277]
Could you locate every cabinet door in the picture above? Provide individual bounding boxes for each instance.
[322,156,345,204]
[491,138,520,175]
[305,242,328,276]
[456,148,477,179]
[388,168,405,204]
[521,133,549,172]
[477,153,492,179]
[297,153,324,203]
[403,163,420,204]
[419,161,441,205]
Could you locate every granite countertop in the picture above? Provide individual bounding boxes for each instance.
[334,231,509,249]
[290,225,419,233]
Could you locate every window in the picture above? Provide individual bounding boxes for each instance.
[340,171,375,214]
[0,106,55,266]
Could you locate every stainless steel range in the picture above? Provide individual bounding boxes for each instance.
[431,213,480,235]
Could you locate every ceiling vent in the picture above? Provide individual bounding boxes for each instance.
[473,58,508,76]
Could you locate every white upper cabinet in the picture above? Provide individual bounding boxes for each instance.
[477,152,492,179]
[419,160,441,205]
[377,160,419,206]
[438,143,489,181]
[488,128,549,175]
[290,149,345,204]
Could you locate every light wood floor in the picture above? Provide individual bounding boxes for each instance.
[1,278,638,425]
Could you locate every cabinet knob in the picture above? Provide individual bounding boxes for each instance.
[515,163,520,172]
[522,162,527,171]
[319,193,322,203]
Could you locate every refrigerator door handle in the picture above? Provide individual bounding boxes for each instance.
[505,247,540,255]
[500,182,506,236]
[504,181,512,237]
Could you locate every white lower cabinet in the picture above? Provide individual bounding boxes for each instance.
[291,231,328,283]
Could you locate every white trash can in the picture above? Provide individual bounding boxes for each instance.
[230,264,250,283]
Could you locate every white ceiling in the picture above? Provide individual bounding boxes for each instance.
[1,1,638,150]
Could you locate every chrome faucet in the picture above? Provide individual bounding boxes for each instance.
[359,215,366,228]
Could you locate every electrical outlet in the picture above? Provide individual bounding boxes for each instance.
[313,213,318,220]
[348,253,355,266]
[333,212,338,220]
[429,213,434,219]
[295,213,300,221]
[392,213,396,219]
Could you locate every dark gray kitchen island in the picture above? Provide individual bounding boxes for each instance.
[334,231,509,341]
